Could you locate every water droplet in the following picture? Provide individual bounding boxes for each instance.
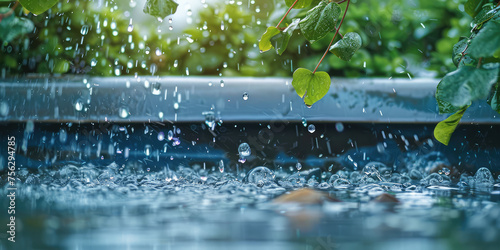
[168,18,173,23]
[74,100,84,111]
[114,66,121,76]
[242,92,249,100]
[127,24,134,32]
[335,122,344,132]
[246,166,275,186]
[296,162,302,171]
[90,58,97,67]
[80,25,89,35]
[301,117,307,127]
[119,107,129,118]
[0,102,9,116]
[308,124,316,133]
[238,143,251,157]
[202,111,216,130]
[155,48,162,56]
[144,144,152,156]
[151,82,161,95]
[167,130,174,141]
[59,129,67,143]
[157,132,165,141]
[218,160,224,173]
[173,103,179,110]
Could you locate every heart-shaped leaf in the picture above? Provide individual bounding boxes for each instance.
[18,0,59,15]
[329,32,362,61]
[435,65,499,113]
[434,107,468,146]
[270,19,300,55]
[143,0,179,19]
[292,68,331,106]
[259,26,280,52]
[285,0,313,9]
[468,20,500,58]
[299,1,341,43]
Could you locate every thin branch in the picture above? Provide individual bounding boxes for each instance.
[313,0,350,74]
[277,0,298,28]
[0,1,19,23]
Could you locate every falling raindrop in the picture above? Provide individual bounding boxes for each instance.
[167,130,174,141]
[151,82,161,95]
[80,25,89,35]
[296,162,302,171]
[302,117,307,127]
[335,122,344,132]
[158,132,165,141]
[74,100,84,111]
[119,107,129,118]
[218,160,224,173]
[202,111,216,130]
[90,58,97,67]
[238,143,251,163]
[59,129,67,143]
[144,144,152,156]
[0,102,9,116]
[242,92,249,101]
[308,124,316,133]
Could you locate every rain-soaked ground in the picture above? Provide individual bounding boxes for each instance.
[1,122,500,250]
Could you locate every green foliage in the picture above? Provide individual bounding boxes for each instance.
[298,1,341,43]
[259,26,280,52]
[434,107,468,146]
[270,18,300,55]
[329,32,362,61]
[18,0,59,15]
[143,0,178,20]
[468,20,500,58]
[436,65,499,113]
[291,68,331,106]
[434,0,500,145]
[0,7,33,43]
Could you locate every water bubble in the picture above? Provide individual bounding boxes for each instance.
[242,92,249,100]
[335,122,344,132]
[238,143,251,157]
[333,178,351,188]
[119,107,129,118]
[80,25,89,35]
[474,167,494,187]
[246,166,275,186]
[0,102,9,116]
[307,124,316,133]
[296,162,302,171]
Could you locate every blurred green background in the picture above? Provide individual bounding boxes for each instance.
[0,0,472,77]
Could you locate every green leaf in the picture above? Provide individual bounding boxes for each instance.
[434,107,468,146]
[292,68,331,106]
[329,32,362,61]
[143,0,179,19]
[465,0,487,18]
[299,1,341,43]
[259,26,280,52]
[471,5,498,29]
[18,0,59,15]
[435,65,499,113]
[468,20,500,58]
[285,0,313,9]
[270,19,300,55]
[0,8,34,43]
[53,59,70,74]
[487,83,500,114]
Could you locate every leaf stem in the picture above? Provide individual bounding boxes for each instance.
[477,57,483,68]
[277,0,298,28]
[0,1,19,23]
[313,0,350,74]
